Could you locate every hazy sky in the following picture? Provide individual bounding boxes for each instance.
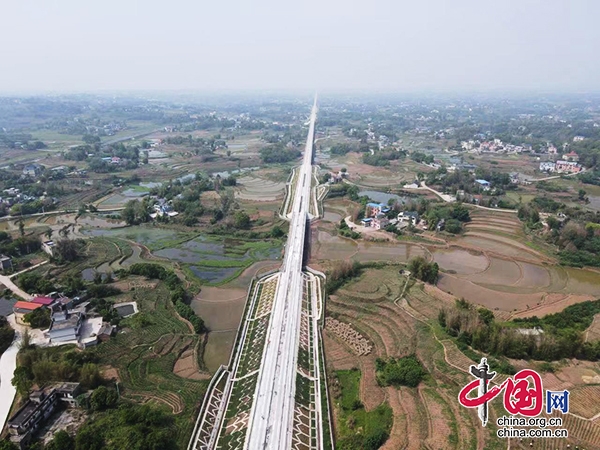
[1,0,599,93]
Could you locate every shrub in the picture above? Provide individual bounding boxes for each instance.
[175,301,206,333]
[87,284,121,298]
[23,308,51,329]
[408,256,439,284]
[90,386,118,411]
[377,355,427,387]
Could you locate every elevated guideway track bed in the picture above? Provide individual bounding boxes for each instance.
[189,97,331,450]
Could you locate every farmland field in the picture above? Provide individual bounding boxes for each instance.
[324,267,600,449]
[94,284,209,448]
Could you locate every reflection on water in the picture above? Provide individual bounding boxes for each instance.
[358,190,407,204]
[190,266,239,283]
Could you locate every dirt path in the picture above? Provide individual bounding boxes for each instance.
[381,387,407,450]
[359,354,386,411]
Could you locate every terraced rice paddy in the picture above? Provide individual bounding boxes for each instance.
[325,267,600,450]
[83,226,194,250]
[325,269,489,449]
[314,206,600,315]
[94,284,209,447]
[157,235,281,285]
[235,175,285,201]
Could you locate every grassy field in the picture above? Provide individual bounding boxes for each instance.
[333,369,393,449]
[505,190,535,204]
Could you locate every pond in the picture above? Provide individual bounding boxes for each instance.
[82,227,188,250]
[189,266,240,284]
[155,235,281,263]
[114,304,136,317]
[358,190,408,205]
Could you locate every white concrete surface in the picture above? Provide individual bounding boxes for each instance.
[0,328,19,430]
[0,315,47,430]
[245,96,318,450]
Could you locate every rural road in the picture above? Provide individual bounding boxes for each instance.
[0,315,47,431]
[0,329,20,431]
[531,168,585,182]
[0,274,32,300]
[420,182,517,213]
[0,206,126,223]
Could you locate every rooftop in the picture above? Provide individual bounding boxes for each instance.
[14,301,43,312]
[49,313,82,331]
[32,296,54,306]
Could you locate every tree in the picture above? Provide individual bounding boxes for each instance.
[55,239,83,262]
[75,427,104,450]
[23,308,51,329]
[82,134,101,145]
[122,199,149,225]
[0,440,19,450]
[408,256,439,284]
[578,189,587,201]
[90,386,118,411]
[445,218,462,234]
[63,273,85,296]
[18,219,24,237]
[271,225,285,238]
[233,210,251,229]
[46,430,75,450]
[79,363,103,389]
[12,366,33,396]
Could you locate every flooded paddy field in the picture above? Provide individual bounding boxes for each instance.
[455,233,542,260]
[202,330,237,373]
[311,209,600,317]
[191,262,280,372]
[95,186,150,208]
[235,175,285,201]
[192,286,247,331]
[432,247,489,275]
[82,226,195,250]
[357,190,408,205]
[154,235,281,285]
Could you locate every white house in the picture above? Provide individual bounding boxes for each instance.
[398,211,419,225]
[539,162,556,172]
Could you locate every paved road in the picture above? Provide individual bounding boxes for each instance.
[531,169,585,182]
[0,206,126,224]
[420,181,517,213]
[245,96,318,450]
[0,329,20,431]
[0,274,32,300]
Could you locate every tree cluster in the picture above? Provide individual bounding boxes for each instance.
[23,308,51,329]
[121,199,150,225]
[408,256,439,284]
[127,263,206,333]
[0,316,15,357]
[259,143,301,164]
[74,403,178,450]
[375,355,427,387]
[12,347,102,397]
[439,298,600,362]
[326,260,362,293]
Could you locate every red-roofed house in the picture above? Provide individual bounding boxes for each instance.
[562,151,579,162]
[13,301,43,325]
[32,296,55,306]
